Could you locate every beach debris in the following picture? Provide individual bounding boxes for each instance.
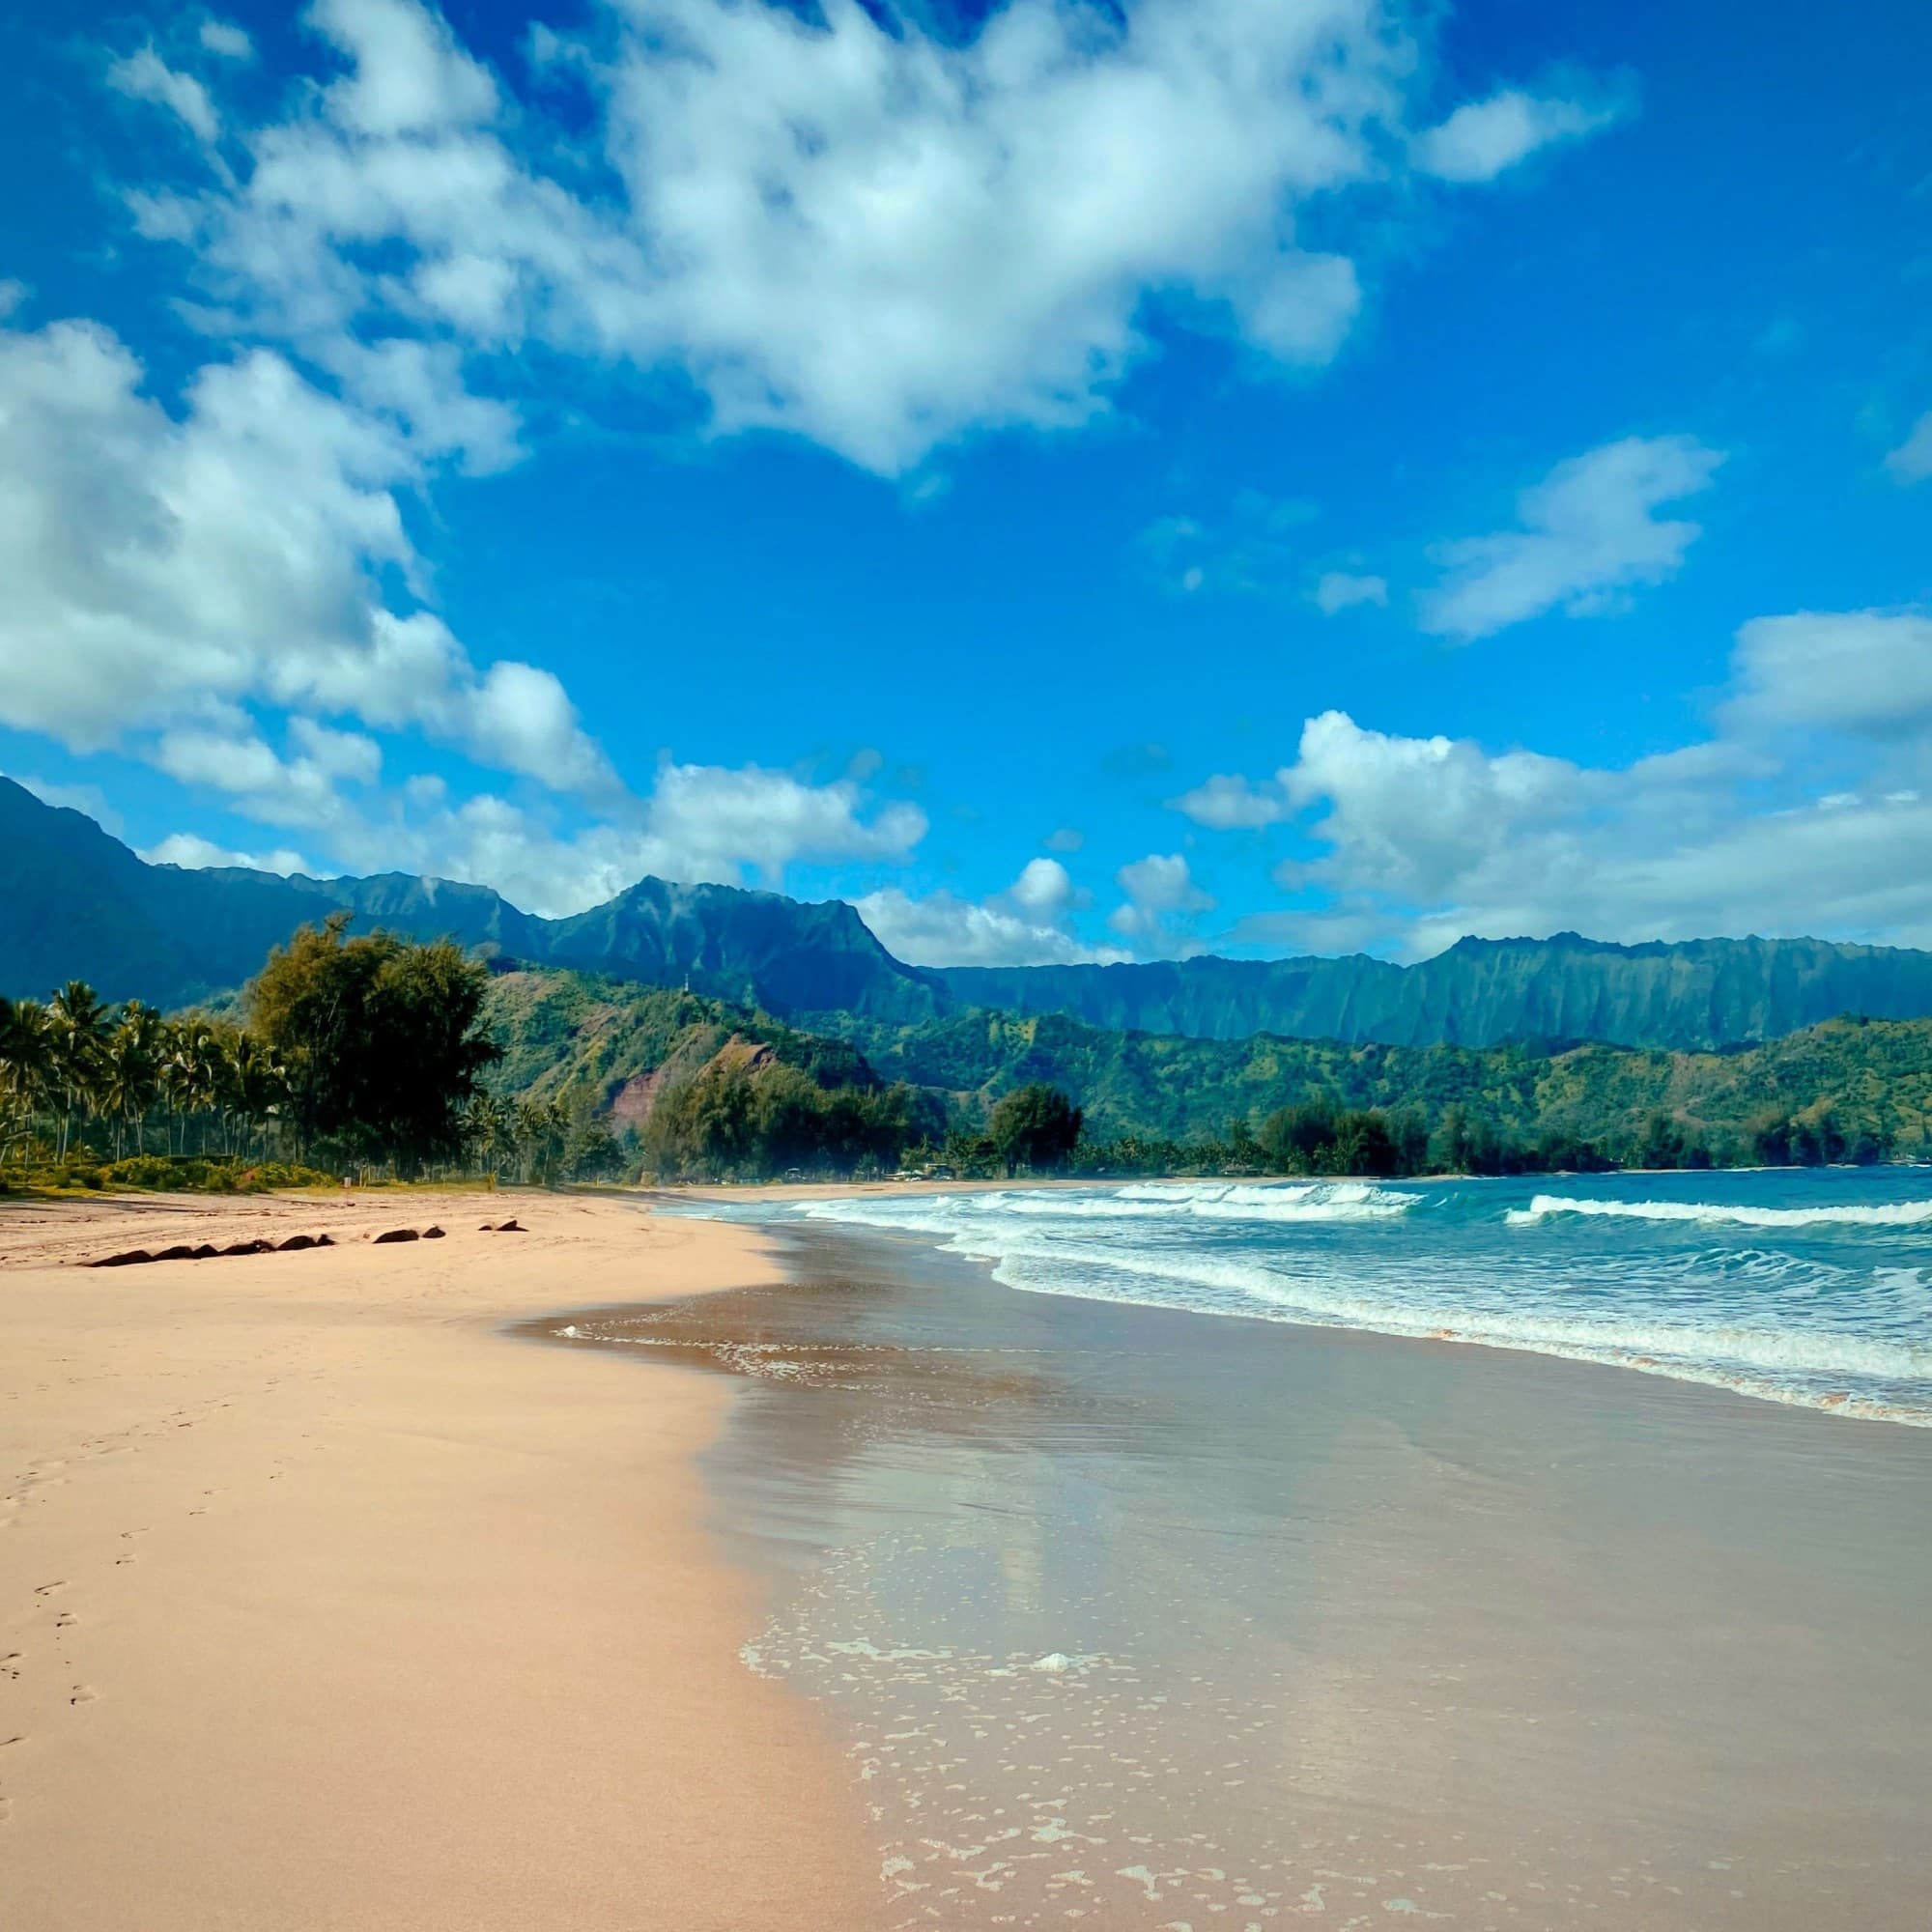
[1030,1653,1075,1674]
[372,1228,420,1244]
[478,1217,526,1233]
[85,1234,335,1267]
[421,1226,445,1239]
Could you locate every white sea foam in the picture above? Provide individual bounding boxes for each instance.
[801,1180,1417,1231]
[784,1179,1932,1426]
[1507,1193,1932,1229]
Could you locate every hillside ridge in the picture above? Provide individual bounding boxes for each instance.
[8,776,1932,1053]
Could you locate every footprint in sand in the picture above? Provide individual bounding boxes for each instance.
[69,1686,97,1706]
[1,1654,21,1681]
[33,1580,66,1597]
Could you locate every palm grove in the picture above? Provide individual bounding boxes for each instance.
[0,920,609,1189]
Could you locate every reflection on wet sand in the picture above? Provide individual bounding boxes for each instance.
[534,1226,1932,1930]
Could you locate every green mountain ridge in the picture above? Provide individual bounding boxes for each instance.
[476,967,1932,1170]
[12,775,1932,1056]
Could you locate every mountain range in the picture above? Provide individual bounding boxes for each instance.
[9,774,1932,1054]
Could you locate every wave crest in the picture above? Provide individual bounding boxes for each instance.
[1507,1194,1932,1230]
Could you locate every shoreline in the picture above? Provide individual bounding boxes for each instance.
[657,1179,1932,1431]
[540,1218,1932,1929]
[0,1190,885,1931]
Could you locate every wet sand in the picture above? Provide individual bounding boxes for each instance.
[542,1223,1932,1931]
[0,1192,885,1931]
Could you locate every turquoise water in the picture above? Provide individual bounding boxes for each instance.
[759,1169,1932,1425]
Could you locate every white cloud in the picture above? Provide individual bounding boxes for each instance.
[288,716,384,784]
[112,0,1626,477]
[639,761,927,887]
[108,47,222,147]
[1313,570,1386,614]
[1117,853,1213,913]
[311,0,498,139]
[1885,411,1932,485]
[1109,852,1214,948]
[0,318,604,796]
[1274,709,1595,913]
[1723,611,1932,739]
[1171,773,1292,831]
[1413,88,1622,184]
[1185,605,1932,956]
[143,832,312,875]
[1009,857,1074,917]
[199,19,255,62]
[855,856,1121,968]
[857,889,1123,969]
[1419,435,1723,640]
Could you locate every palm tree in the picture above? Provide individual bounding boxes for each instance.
[163,1022,222,1154]
[99,1004,162,1161]
[0,996,53,1164]
[515,1095,564,1185]
[46,980,111,1161]
[222,1031,287,1159]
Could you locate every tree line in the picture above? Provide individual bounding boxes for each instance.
[4,921,1910,1194]
[0,919,618,1187]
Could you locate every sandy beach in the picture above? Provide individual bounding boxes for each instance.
[0,1190,884,1931]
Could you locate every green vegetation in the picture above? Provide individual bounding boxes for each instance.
[833,1007,1932,1174]
[988,1082,1084,1176]
[14,932,1932,1195]
[479,968,943,1180]
[5,923,519,1193]
[248,916,500,1174]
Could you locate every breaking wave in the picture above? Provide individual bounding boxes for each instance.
[775,1174,1932,1427]
[1507,1194,1932,1230]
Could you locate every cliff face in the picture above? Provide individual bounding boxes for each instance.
[931,933,1932,1052]
[10,775,1932,1051]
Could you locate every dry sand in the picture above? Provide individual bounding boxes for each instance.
[0,1189,886,1931]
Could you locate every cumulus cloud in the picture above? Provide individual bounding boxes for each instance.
[1180,605,1932,956]
[1413,88,1622,184]
[1109,852,1214,949]
[40,0,1634,923]
[143,831,312,875]
[1171,774,1293,831]
[1885,411,1932,485]
[1419,435,1723,640]
[110,0,1628,477]
[857,860,1122,968]
[0,318,609,797]
[1312,570,1386,614]
[0,310,939,911]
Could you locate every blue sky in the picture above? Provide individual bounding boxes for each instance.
[2,0,1929,965]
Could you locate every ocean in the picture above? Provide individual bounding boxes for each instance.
[772,1168,1932,1426]
[548,1179,1932,1926]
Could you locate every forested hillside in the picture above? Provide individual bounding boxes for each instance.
[16,777,1932,1056]
[829,1006,1932,1168]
